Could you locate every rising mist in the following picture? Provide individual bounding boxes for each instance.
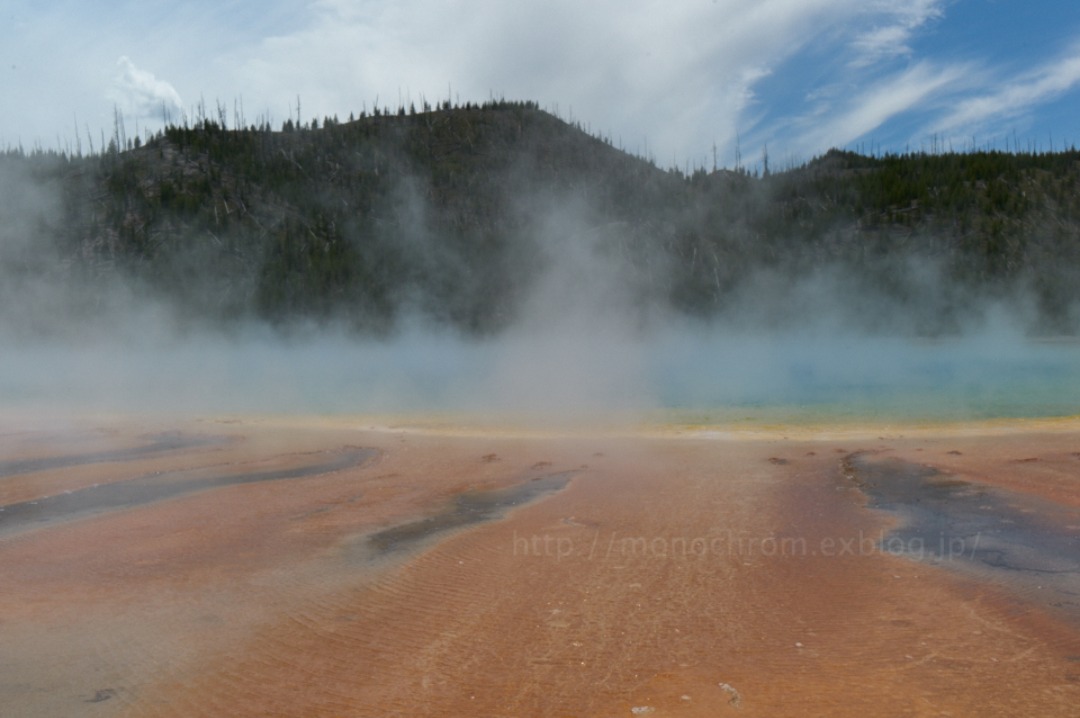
[2,107,1080,422]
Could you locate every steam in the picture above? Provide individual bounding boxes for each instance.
[484,197,663,416]
[2,157,1079,424]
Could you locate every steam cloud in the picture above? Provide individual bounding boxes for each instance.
[2,157,1079,424]
[110,57,184,123]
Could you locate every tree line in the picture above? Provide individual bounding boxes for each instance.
[3,103,1079,336]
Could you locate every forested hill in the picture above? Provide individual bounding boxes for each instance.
[4,100,1080,336]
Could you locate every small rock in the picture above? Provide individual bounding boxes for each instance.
[718,682,742,708]
[630,707,655,715]
[86,688,117,704]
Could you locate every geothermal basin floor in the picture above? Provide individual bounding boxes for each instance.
[1,414,1079,716]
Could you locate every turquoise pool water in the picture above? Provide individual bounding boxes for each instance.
[4,332,1079,422]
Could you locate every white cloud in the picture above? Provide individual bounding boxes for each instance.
[108,56,183,123]
[4,0,1079,163]
[225,0,876,161]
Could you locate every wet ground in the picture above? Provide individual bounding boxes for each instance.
[0,444,376,536]
[362,469,580,558]
[1,415,1079,716]
[845,451,1080,624]
[0,431,230,478]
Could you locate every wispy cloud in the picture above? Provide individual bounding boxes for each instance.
[790,61,968,155]
[931,43,1080,140]
[849,0,946,67]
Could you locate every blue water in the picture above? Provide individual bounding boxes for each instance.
[652,336,1080,422]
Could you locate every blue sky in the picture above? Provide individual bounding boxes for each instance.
[2,0,1079,169]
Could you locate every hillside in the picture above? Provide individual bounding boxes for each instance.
[3,101,1080,336]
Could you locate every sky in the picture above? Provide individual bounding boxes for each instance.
[2,0,1080,169]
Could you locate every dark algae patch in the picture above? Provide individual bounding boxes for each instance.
[844,452,1080,623]
[0,446,376,536]
[365,470,580,557]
